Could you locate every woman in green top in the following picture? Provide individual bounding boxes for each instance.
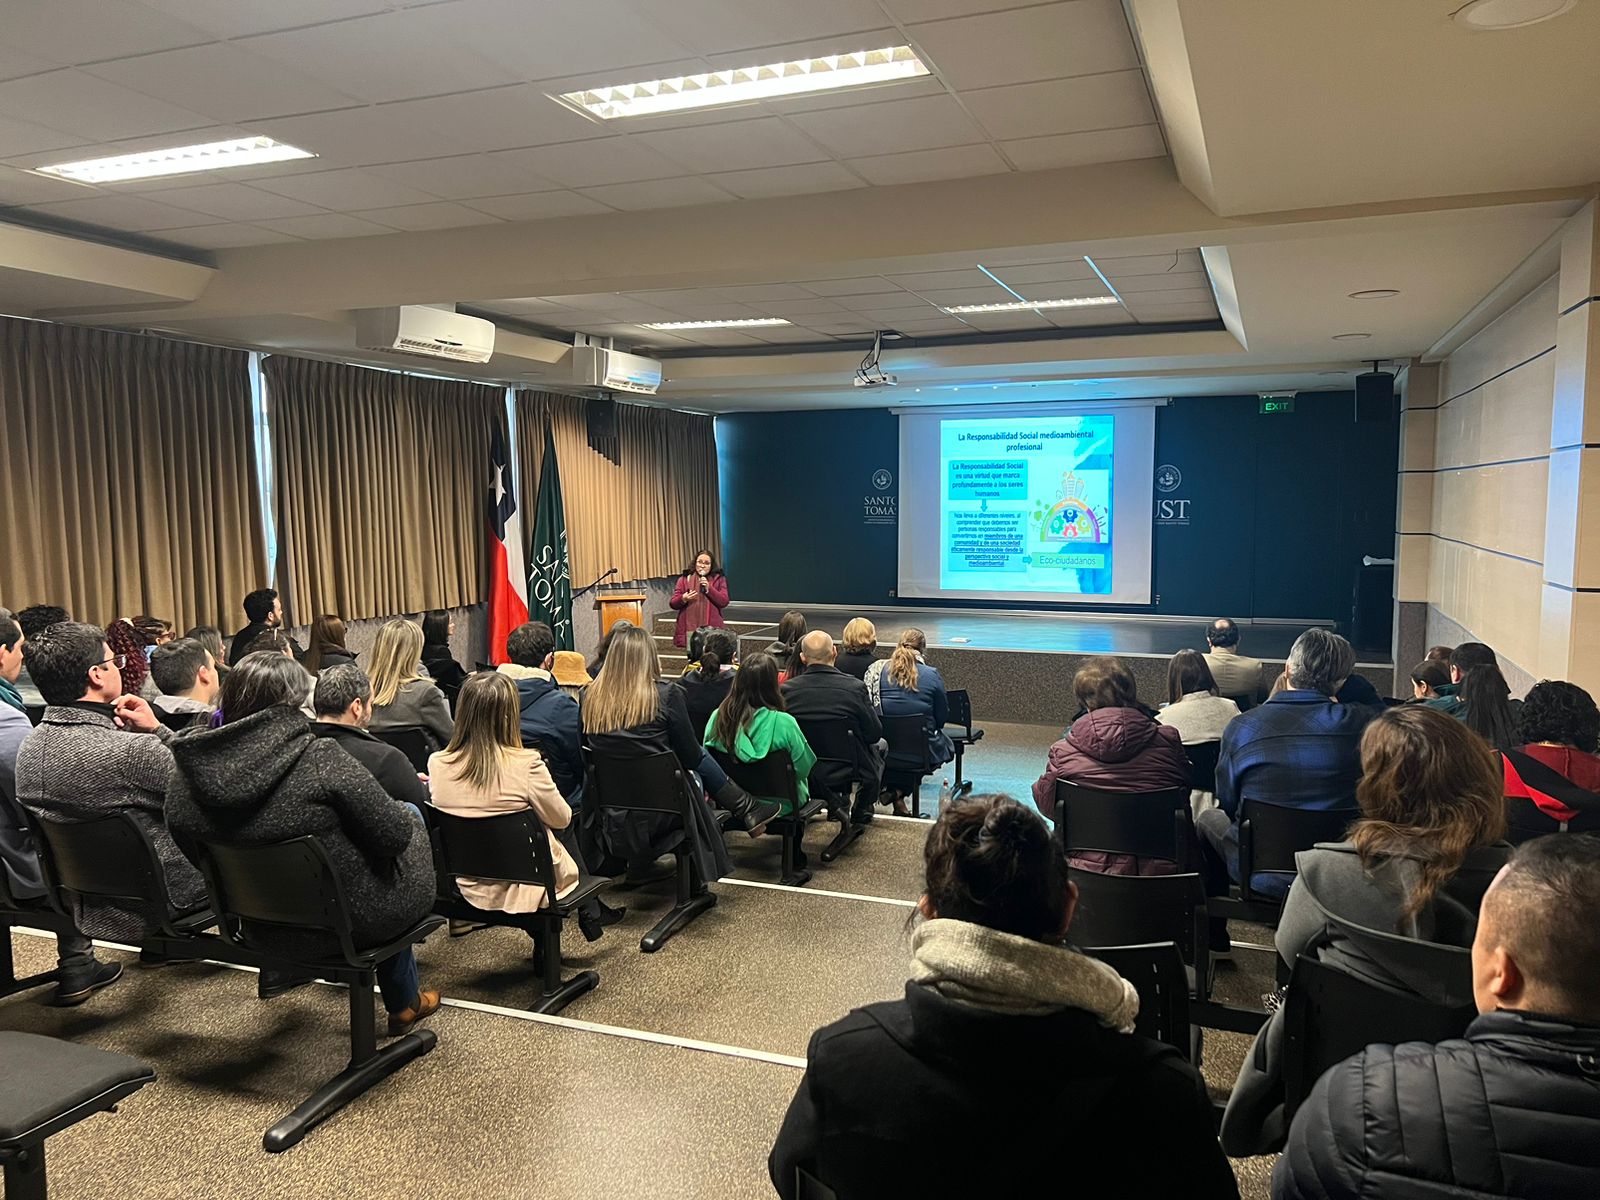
[704,651,817,816]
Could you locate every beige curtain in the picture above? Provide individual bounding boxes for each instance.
[0,317,265,631]
[515,391,720,584]
[266,356,506,622]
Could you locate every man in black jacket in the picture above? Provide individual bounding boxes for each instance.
[1274,834,1600,1200]
[782,631,884,843]
[310,664,428,815]
[229,587,304,665]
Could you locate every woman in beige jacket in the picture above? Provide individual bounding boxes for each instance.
[428,671,578,913]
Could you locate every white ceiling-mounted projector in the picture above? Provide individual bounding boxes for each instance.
[853,373,898,388]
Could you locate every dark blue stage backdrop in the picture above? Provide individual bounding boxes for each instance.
[715,392,1397,623]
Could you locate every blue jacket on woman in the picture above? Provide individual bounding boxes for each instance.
[868,658,954,771]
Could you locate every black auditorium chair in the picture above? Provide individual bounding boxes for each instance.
[1504,794,1600,843]
[1221,692,1256,714]
[193,835,444,1152]
[793,717,873,863]
[372,726,435,773]
[1083,942,1193,1058]
[586,749,718,953]
[0,1032,154,1200]
[27,811,217,958]
[944,689,984,800]
[1185,741,1222,797]
[1052,779,1194,868]
[880,714,937,818]
[1210,801,1359,927]
[1281,942,1475,1125]
[796,1167,840,1200]
[707,747,826,887]
[423,805,603,1014]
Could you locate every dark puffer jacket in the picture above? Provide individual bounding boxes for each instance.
[166,705,433,958]
[1032,706,1192,875]
[1273,1010,1600,1200]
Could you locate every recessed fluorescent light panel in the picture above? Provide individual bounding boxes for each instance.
[643,318,793,330]
[942,297,1121,314]
[36,136,315,184]
[556,47,930,120]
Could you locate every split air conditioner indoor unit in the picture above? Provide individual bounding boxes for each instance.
[355,306,496,364]
[572,345,663,395]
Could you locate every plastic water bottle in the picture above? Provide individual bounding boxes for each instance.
[937,778,952,813]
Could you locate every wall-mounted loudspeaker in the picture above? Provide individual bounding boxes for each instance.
[1354,367,1396,423]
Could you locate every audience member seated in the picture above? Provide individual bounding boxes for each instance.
[1273,834,1600,1199]
[148,637,220,728]
[304,613,355,674]
[1204,616,1265,701]
[767,610,807,684]
[421,610,468,704]
[834,617,879,681]
[867,629,954,814]
[782,630,884,827]
[1334,671,1386,711]
[1033,656,1191,875]
[0,616,120,1005]
[14,622,206,949]
[706,651,817,819]
[1426,644,1453,664]
[166,653,438,1033]
[1428,642,1523,749]
[498,621,584,801]
[551,650,591,699]
[183,625,229,679]
[240,630,318,719]
[1158,649,1241,745]
[769,795,1237,1200]
[1219,706,1509,1156]
[579,625,747,882]
[229,586,302,665]
[105,617,155,699]
[11,604,71,707]
[587,619,631,678]
[676,627,737,736]
[1501,680,1600,824]
[130,615,173,649]
[1406,657,1451,703]
[367,619,453,751]
[310,664,429,813]
[1197,628,1372,902]
[428,672,581,935]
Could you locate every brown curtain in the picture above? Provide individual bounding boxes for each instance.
[0,317,265,631]
[266,356,506,622]
[515,391,720,584]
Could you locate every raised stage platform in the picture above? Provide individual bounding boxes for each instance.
[651,604,1395,724]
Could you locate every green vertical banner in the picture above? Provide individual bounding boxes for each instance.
[529,425,575,650]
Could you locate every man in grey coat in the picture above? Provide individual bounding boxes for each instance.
[14,622,206,998]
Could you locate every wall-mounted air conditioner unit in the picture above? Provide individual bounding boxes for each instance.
[572,345,663,395]
[355,306,496,364]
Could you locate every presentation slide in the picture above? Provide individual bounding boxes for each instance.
[898,403,1157,605]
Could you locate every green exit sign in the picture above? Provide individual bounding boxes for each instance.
[1259,396,1295,414]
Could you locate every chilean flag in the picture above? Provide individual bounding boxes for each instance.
[487,424,529,664]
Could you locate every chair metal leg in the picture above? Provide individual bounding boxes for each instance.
[532,914,598,1015]
[640,853,716,953]
[0,922,60,1000]
[262,973,436,1153]
[911,783,922,819]
[779,823,811,888]
[3,1141,47,1200]
[821,821,863,864]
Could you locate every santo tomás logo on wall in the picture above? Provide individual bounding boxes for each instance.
[1034,471,1108,543]
[871,467,893,491]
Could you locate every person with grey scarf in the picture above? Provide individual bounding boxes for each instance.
[770,794,1238,1200]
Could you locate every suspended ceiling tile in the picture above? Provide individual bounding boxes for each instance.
[251,106,468,169]
[348,201,505,231]
[801,277,901,297]
[577,175,736,210]
[252,167,443,210]
[154,222,304,248]
[140,181,327,221]
[1000,123,1166,171]
[366,154,561,200]
[703,161,864,199]
[1096,249,1204,276]
[633,117,832,174]
[3,0,211,64]
[626,0,896,57]
[26,192,228,232]
[84,43,364,122]
[252,212,401,239]
[848,143,1010,186]
[961,70,1153,142]
[786,93,986,158]
[136,0,392,38]
[460,190,615,220]
[906,1,1139,91]
[984,259,1096,286]
[0,70,213,142]
[490,138,685,188]
[377,85,612,154]
[1111,270,1212,294]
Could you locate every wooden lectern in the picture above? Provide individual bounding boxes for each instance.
[595,591,646,638]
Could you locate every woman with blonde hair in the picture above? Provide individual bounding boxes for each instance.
[580,625,772,882]
[836,617,879,681]
[367,619,453,750]
[429,671,609,948]
[1219,704,1511,1156]
[304,614,354,674]
[866,629,954,814]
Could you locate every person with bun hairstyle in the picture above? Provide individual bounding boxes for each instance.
[770,794,1237,1199]
[669,549,729,648]
[675,626,737,736]
[1406,658,1451,703]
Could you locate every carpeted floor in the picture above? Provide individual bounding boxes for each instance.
[0,720,1278,1199]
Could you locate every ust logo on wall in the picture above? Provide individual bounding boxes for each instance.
[1156,464,1182,493]
[864,466,896,526]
